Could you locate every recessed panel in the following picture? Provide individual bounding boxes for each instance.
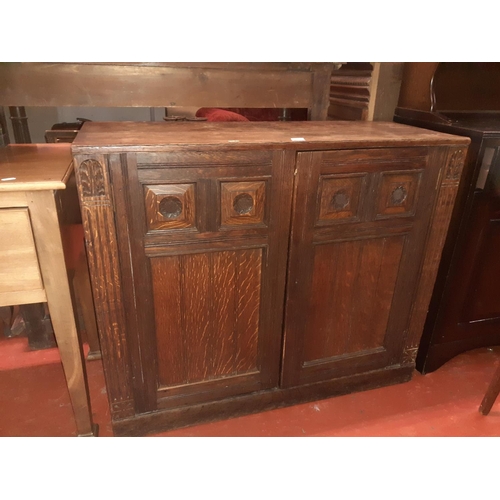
[303,235,405,364]
[152,248,262,388]
[144,183,196,230]
[317,174,366,223]
[220,181,267,227]
[376,171,422,219]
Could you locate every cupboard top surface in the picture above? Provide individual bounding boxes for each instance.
[0,144,73,192]
[72,121,470,153]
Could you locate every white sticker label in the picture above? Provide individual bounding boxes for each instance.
[228,140,240,143]
[291,138,305,142]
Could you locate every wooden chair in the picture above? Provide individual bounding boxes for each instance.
[479,361,500,415]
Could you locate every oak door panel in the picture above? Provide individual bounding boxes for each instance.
[152,248,262,388]
[282,148,438,388]
[303,236,405,364]
[111,150,293,413]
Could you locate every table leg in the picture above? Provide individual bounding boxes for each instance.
[26,190,97,436]
[0,306,13,337]
[21,303,57,350]
[73,248,101,360]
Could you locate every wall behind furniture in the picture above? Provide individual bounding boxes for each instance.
[3,106,168,144]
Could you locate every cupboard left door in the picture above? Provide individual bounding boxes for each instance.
[75,150,294,421]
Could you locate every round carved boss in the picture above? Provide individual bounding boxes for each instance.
[391,185,408,205]
[233,193,254,215]
[330,189,350,211]
[159,196,183,219]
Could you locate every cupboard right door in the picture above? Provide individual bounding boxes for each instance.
[281,147,442,388]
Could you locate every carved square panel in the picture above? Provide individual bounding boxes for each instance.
[376,171,422,219]
[317,174,366,223]
[144,183,196,230]
[220,181,267,227]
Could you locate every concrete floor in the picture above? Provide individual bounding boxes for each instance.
[0,333,499,437]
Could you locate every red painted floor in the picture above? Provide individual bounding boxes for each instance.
[0,333,499,437]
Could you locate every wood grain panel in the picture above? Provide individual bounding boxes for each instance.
[153,248,262,389]
[375,170,422,218]
[220,181,267,227]
[349,236,405,352]
[0,63,321,108]
[72,122,469,155]
[144,183,196,230]
[183,253,211,382]
[151,256,185,386]
[211,251,237,375]
[317,174,366,223]
[0,208,44,296]
[234,249,261,372]
[303,236,405,364]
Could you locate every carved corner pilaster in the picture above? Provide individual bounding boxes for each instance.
[403,146,468,354]
[74,154,134,417]
[444,148,466,185]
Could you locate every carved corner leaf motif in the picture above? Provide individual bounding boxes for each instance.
[79,159,108,200]
[446,149,465,182]
[402,347,418,365]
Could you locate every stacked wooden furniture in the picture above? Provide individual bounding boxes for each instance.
[395,62,500,373]
[0,62,334,143]
[72,121,469,436]
[0,144,96,436]
[328,63,404,122]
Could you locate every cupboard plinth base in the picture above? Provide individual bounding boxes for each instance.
[112,365,413,437]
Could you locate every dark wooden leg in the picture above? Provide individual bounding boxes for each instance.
[0,306,13,337]
[0,107,10,146]
[8,106,31,143]
[73,249,101,360]
[479,361,500,415]
[20,303,57,350]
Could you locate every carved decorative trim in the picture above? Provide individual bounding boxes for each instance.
[402,346,418,365]
[317,173,366,223]
[331,189,350,211]
[445,149,465,182]
[233,193,254,215]
[159,196,183,219]
[391,185,408,206]
[78,159,111,206]
[220,180,267,227]
[144,183,196,230]
[376,170,422,219]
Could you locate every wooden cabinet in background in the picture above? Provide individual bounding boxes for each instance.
[72,121,469,436]
[395,62,500,373]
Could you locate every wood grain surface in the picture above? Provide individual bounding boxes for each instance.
[73,121,469,435]
[72,121,470,153]
[0,208,45,305]
[0,144,73,192]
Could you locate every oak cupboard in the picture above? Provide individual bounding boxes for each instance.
[72,121,469,436]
